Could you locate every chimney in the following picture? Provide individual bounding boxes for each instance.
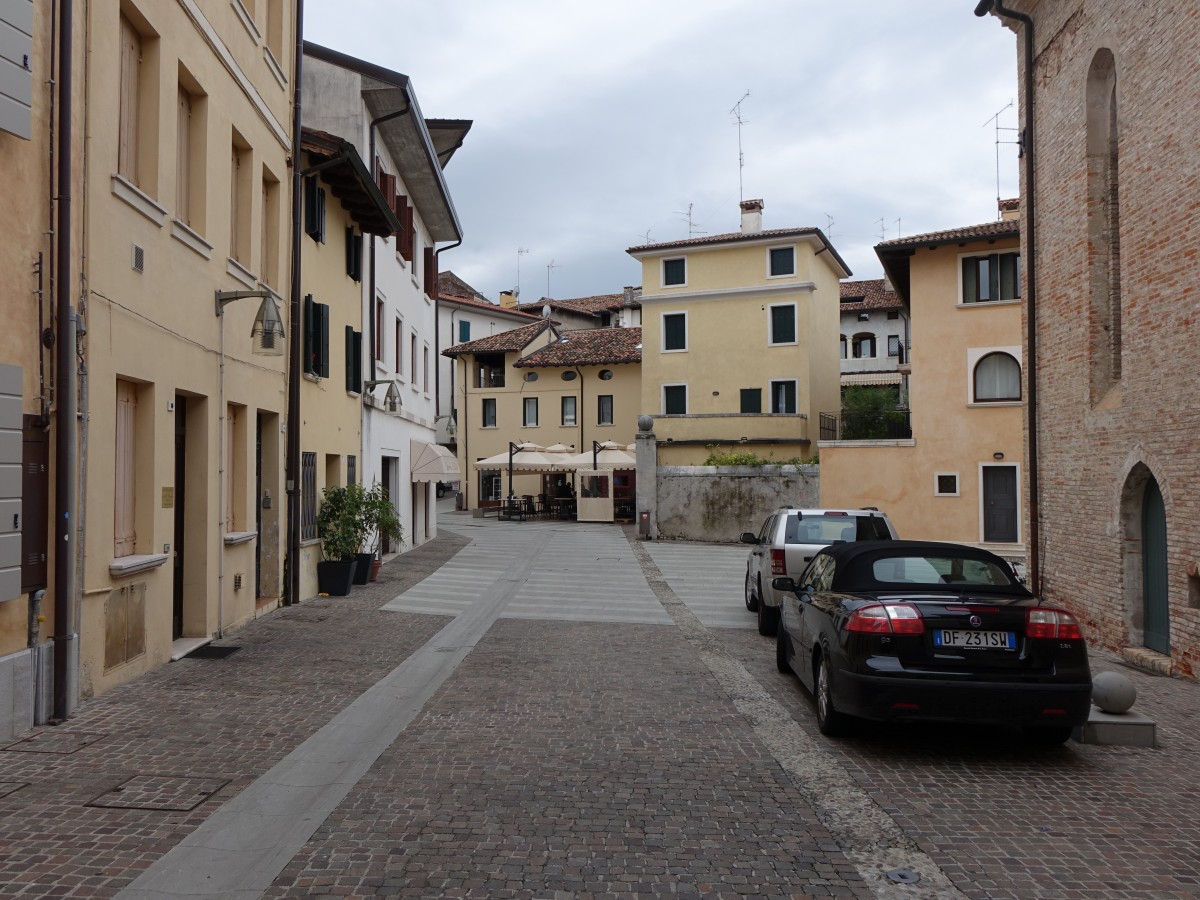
[498,290,517,309]
[740,198,764,234]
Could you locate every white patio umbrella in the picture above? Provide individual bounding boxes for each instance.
[472,442,561,499]
[561,440,637,470]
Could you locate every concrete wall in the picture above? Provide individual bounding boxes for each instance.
[654,465,819,543]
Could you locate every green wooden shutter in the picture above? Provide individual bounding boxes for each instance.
[302,294,314,375]
[316,303,330,378]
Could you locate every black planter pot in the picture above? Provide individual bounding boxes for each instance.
[352,552,375,585]
[316,559,357,596]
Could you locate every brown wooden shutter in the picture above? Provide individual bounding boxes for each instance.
[114,381,137,556]
[424,246,436,299]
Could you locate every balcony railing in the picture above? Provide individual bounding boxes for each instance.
[819,409,912,441]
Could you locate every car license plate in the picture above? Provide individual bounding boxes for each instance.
[934,629,1016,649]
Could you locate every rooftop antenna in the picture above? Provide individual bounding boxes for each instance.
[546,259,559,298]
[984,100,1018,219]
[516,247,529,298]
[877,216,888,242]
[825,213,835,241]
[674,203,705,238]
[895,217,902,239]
[730,89,751,202]
[640,229,652,244]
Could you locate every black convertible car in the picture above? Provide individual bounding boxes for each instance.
[773,540,1092,744]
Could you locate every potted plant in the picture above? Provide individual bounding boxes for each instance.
[358,482,404,583]
[316,484,368,596]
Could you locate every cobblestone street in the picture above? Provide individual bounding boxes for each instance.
[1,511,1196,899]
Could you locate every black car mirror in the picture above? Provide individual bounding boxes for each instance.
[772,576,798,593]
[740,532,758,544]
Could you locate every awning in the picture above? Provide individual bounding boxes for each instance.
[410,440,460,482]
[841,372,903,386]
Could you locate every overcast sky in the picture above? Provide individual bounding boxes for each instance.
[303,2,1019,302]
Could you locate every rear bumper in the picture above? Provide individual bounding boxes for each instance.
[835,670,1093,726]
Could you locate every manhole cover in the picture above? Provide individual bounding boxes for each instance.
[0,782,27,799]
[886,868,921,884]
[88,775,229,811]
[3,731,105,755]
[190,644,241,659]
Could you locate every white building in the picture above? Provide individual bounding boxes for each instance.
[839,278,907,392]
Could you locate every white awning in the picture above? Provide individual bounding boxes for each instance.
[410,440,461,482]
[841,372,903,386]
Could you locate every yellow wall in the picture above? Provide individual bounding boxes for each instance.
[820,235,1025,550]
[79,0,293,697]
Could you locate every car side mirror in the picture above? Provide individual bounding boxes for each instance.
[739,532,758,544]
[772,576,798,593]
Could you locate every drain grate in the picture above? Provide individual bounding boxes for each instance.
[3,731,105,755]
[190,644,241,659]
[88,775,229,811]
[0,782,28,799]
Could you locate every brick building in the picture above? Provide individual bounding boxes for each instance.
[980,1,1200,676]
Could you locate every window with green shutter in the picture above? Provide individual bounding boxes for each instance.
[663,312,687,351]
[740,388,761,413]
[664,384,687,415]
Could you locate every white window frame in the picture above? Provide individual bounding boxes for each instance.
[934,472,960,497]
[767,245,796,278]
[769,379,798,414]
[561,395,577,426]
[482,397,497,428]
[767,302,798,346]
[523,396,539,428]
[661,310,688,353]
[662,383,688,416]
[597,394,614,426]
[661,256,687,288]
[966,346,1023,406]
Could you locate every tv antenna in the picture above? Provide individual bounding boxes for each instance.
[895,217,902,238]
[825,213,835,241]
[675,203,705,238]
[516,247,529,297]
[983,100,1018,218]
[877,216,888,241]
[730,90,751,202]
[640,229,653,244]
[546,259,559,298]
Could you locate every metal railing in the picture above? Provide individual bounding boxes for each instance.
[819,409,912,441]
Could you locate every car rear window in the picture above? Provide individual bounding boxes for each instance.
[784,514,890,544]
[868,554,1017,588]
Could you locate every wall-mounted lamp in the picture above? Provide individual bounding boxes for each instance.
[364,379,402,412]
[215,289,284,357]
[993,452,1005,460]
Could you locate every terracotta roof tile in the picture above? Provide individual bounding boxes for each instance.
[440,292,541,320]
[515,327,642,368]
[877,219,1019,251]
[517,289,642,318]
[840,279,903,311]
[441,320,553,357]
[627,227,824,253]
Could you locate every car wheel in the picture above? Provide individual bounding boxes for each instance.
[776,625,792,674]
[744,572,759,612]
[1023,725,1074,746]
[757,590,779,637]
[814,654,849,737]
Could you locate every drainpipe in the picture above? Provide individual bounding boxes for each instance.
[286,0,305,606]
[976,0,1039,591]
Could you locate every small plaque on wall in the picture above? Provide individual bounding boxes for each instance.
[162,487,174,509]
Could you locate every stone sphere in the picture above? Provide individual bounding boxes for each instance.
[1092,671,1137,714]
[637,415,654,433]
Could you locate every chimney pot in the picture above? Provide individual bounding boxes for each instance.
[740,198,764,234]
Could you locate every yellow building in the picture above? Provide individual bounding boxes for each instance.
[819,207,1025,561]
[628,200,849,465]
[445,321,642,509]
[78,1,295,698]
[295,128,400,600]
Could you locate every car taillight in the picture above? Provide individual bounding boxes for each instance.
[1026,608,1084,640]
[770,548,787,576]
[846,603,924,635]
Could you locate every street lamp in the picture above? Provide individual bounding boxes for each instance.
[213,288,284,636]
[363,379,402,412]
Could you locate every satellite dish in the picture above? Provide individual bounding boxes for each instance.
[542,304,551,318]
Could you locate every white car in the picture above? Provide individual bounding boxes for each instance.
[740,508,898,636]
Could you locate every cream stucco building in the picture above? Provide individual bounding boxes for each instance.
[819,208,1025,562]
[628,200,849,465]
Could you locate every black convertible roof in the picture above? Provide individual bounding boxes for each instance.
[817,540,1032,596]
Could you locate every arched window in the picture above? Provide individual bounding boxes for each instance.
[839,335,848,360]
[974,352,1021,402]
[852,333,875,359]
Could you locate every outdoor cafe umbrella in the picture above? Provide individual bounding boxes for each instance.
[561,440,637,470]
[472,442,563,498]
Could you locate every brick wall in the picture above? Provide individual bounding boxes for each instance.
[1012,0,1200,676]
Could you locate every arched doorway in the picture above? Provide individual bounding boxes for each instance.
[1142,478,1169,654]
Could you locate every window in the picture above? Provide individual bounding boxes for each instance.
[561,396,577,426]
[662,312,687,351]
[888,335,901,358]
[523,397,539,427]
[176,86,193,224]
[974,352,1021,402]
[961,251,1020,303]
[410,333,418,382]
[304,175,325,242]
[839,335,847,360]
[769,304,796,344]
[345,227,363,282]
[261,168,279,287]
[374,300,385,362]
[118,15,142,183]
[301,452,318,540]
[482,397,497,428]
[225,404,245,532]
[423,346,430,392]
[662,257,686,286]
[480,471,501,502]
[852,333,875,359]
[344,326,362,393]
[597,394,614,426]
[229,134,251,263]
[740,388,761,413]
[114,380,138,557]
[265,0,284,62]
[663,384,687,415]
[347,455,357,486]
[302,295,330,377]
[458,320,471,343]
[935,473,959,497]
[770,380,796,414]
[769,246,795,277]
[394,317,402,373]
